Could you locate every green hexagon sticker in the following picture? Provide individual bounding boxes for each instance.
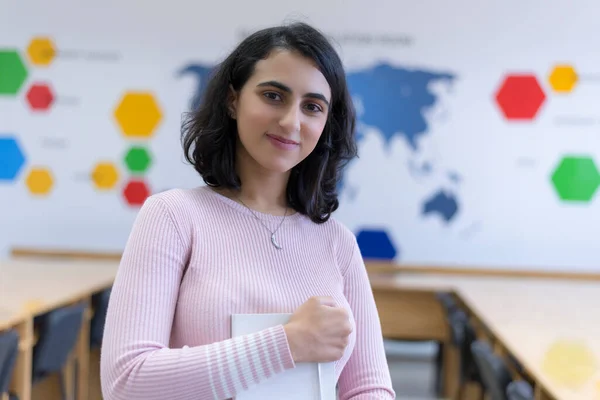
[551,155,600,202]
[0,50,29,95]
[124,146,152,174]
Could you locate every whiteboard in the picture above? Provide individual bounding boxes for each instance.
[1,0,599,273]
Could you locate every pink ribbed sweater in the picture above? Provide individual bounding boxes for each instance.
[100,186,395,400]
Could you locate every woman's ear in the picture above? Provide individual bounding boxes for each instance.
[228,84,237,119]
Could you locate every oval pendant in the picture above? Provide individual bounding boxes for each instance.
[271,233,283,249]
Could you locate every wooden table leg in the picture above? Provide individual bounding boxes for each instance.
[534,383,554,400]
[63,355,75,400]
[10,318,33,400]
[442,343,460,399]
[76,299,91,400]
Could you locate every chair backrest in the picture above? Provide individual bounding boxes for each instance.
[506,380,534,400]
[90,288,112,348]
[0,329,20,394]
[436,292,468,347]
[32,303,86,380]
[451,312,480,381]
[447,309,467,346]
[436,292,458,315]
[471,340,512,400]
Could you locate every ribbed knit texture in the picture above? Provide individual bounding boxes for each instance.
[100,186,395,400]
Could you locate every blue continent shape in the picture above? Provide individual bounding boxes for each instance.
[347,63,455,150]
[448,171,461,183]
[422,189,459,223]
[177,63,215,110]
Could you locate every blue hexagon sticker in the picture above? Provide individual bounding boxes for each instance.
[0,136,26,181]
[356,228,398,260]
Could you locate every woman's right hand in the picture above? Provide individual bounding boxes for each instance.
[283,296,352,363]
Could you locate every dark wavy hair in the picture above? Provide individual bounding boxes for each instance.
[181,22,357,224]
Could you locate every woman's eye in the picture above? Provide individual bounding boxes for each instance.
[264,92,281,101]
[305,103,323,113]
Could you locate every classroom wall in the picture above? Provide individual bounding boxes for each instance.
[1,0,599,272]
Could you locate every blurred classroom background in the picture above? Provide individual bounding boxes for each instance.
[1,1,599,399]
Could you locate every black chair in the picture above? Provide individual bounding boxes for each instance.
[450,310,487,399]
[90,288,111,348]
[506,380,534,400]
[431,340,444,396]
[432,292,458,395]
[471,340,513,400]
[32,303,86,400]
[436,292,484,398]
[436,292,459,315]
[0,329,20,400]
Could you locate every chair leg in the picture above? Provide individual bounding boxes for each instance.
[456,381,464,400]
[434,341,444,396]
[59,370,67,400]
[74,358,79,400]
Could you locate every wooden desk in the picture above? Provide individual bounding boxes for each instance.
[0,308,26,332]
[369,273,600,400]
[369,274,460,398]
[0,258,119,400]
[3,256,598,400]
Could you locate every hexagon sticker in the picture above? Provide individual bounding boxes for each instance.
[92,162,119,190]
[124,146,152,174]
[27,36,57,67]
[26,83,55,111]
[123,179,150,207]
[495,74,546,120]
[549,64,578,93]
[0,50,28,95]
[26,167,54,195]
[114,91,162,138]
[356,228,398,260]
[0,136,26,181]
[551,155,600,202]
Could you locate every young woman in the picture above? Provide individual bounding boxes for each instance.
[100,22,395,400]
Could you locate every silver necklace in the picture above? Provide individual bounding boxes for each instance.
[237,197,288,249]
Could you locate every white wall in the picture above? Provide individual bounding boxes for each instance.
[1,0,599,273]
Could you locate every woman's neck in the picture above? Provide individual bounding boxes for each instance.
[219,148,292,216]
[235,175,289,216]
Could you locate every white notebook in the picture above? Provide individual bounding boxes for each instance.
[231,313,337,400]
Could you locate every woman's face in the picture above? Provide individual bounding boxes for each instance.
[230,49,331,174]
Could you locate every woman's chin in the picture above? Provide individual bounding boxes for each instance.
[257,157,298,175]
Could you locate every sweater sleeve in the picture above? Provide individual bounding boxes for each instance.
[100,195,296,400]
[336,236,396,400]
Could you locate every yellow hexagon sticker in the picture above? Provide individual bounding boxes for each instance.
[549,64,578,93]
[27,36,57,67]
[92,162,119,190]
[26,167,54,195]
[114,91,162,138]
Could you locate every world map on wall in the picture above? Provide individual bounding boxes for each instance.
[5,33,597,262]
[177,62,459,259]
[2,30,599,268]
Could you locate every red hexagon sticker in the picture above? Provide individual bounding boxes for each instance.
[26,83,55,111]
[494,74,546,120]
[123,179,150,207]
